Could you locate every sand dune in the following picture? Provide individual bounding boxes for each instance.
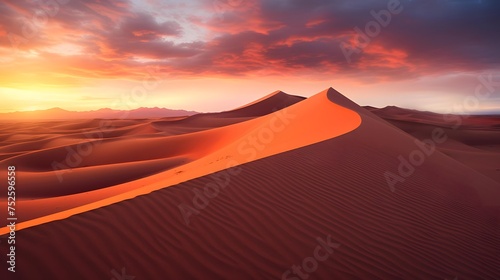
[151,90,306,135]
[367,106,500,183]
[367,106,500,129]
[0,89,359,227]
[1,89,499,279]
[0,107,197,120]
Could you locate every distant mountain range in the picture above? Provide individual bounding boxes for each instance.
[0,107,199,120]
[3,105,497,121]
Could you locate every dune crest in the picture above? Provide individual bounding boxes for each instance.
[0,88,361,234]
[151,90,305,135]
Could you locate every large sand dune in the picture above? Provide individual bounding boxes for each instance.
[1,88,499,279]
[0,89,359,229]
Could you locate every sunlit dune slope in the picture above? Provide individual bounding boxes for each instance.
[0,88,360,233]
[4,88,499,279]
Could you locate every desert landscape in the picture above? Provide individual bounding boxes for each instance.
[2,0,500,279]
[1,88,499,279]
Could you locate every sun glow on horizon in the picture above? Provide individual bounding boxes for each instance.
[1,75,499,115]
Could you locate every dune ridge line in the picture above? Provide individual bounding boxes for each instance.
[0,88,362,234]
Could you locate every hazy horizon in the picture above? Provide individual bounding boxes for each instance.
[2,91,500,117]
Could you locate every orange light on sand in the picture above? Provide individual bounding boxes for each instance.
[0,88,362,235]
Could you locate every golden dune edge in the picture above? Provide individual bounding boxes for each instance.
[0,88,362,235]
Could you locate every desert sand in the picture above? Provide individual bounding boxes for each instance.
[0,88,499,279]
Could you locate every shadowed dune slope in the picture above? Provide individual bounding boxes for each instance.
[366,106,500,129]
[2,89,499,280]
[366,106,500,183]
[151,91,305,135]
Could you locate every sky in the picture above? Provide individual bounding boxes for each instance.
[0,0,499,114]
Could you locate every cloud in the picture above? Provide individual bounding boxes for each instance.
[164,0,500,79]
[0,0,499,83]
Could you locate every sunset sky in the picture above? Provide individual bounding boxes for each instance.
[0,0,499,114]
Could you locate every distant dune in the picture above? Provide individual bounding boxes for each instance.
[0,89,360,223]
[366,105,500,183]
[0,89,499,279]
[151,90,306,135]
[365,105,500,128]
[0,107,198,120]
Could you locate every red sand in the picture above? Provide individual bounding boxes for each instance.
[0,88,499,279]
[0,89,360,230]
[366,106,500,183]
